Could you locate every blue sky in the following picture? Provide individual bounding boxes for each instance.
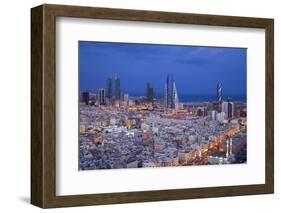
[79,41,246,99]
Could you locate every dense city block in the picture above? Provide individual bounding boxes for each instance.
[79,76,247,170]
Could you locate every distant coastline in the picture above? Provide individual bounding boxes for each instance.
[81,91,247,102]
[112,92,246,102]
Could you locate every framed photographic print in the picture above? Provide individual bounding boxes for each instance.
[31,4,274,208]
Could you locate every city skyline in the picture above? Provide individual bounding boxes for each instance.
[80,74,245,103]
[79,40,247,171]
[79,41,247,99]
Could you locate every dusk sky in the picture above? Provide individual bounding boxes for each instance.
[79,41,247,100]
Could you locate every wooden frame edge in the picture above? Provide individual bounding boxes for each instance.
[265,19,274,194]
[31,5,44,208]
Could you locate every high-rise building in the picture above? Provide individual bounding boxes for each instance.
[163,73,180,111]
[115,76,121,100]
[227,101,234,119]
[216,111,225,122]
[222,99,234,119]
[217,83,222,112]
[163,74,170,111]
[167,74,170,98]
[222,101,228,115]
[211,110,217,120]
[163,83,168,111]
[167,74,170,106]
[106,78,112,99]
[146,83,154,102]
[81,92,89,105]
[170,74,174,108]
[240,108,247,117]
[146,83,150,100]
[172,80,179,110]
[124,94,129,108]
[98,88,106,105]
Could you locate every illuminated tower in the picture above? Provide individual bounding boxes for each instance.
[217,83,223,112]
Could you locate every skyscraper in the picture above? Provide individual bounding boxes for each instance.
[98,88,106,105]
[115,76,121,100]
[81,92,89,105]
[222,101,228,114]
[163,73,179,111]
[106,78,112,100]
[227,100,234,119]
[217,83,223,112]
[172,80,179,110]
[163,83,168,111]
[167,74,170,105]
[124,94,129,108]
[170,74,174,108]
[222,99,234,119]
[164,74,170,111]
[146,83,154,102]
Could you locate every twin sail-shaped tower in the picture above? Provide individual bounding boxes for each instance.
[164,73,179,111]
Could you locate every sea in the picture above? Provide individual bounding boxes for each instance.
[129,93,246,102]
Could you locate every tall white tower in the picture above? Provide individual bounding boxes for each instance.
[230,138,233,155]
[226,139,229,158]
[172,81,179,110]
